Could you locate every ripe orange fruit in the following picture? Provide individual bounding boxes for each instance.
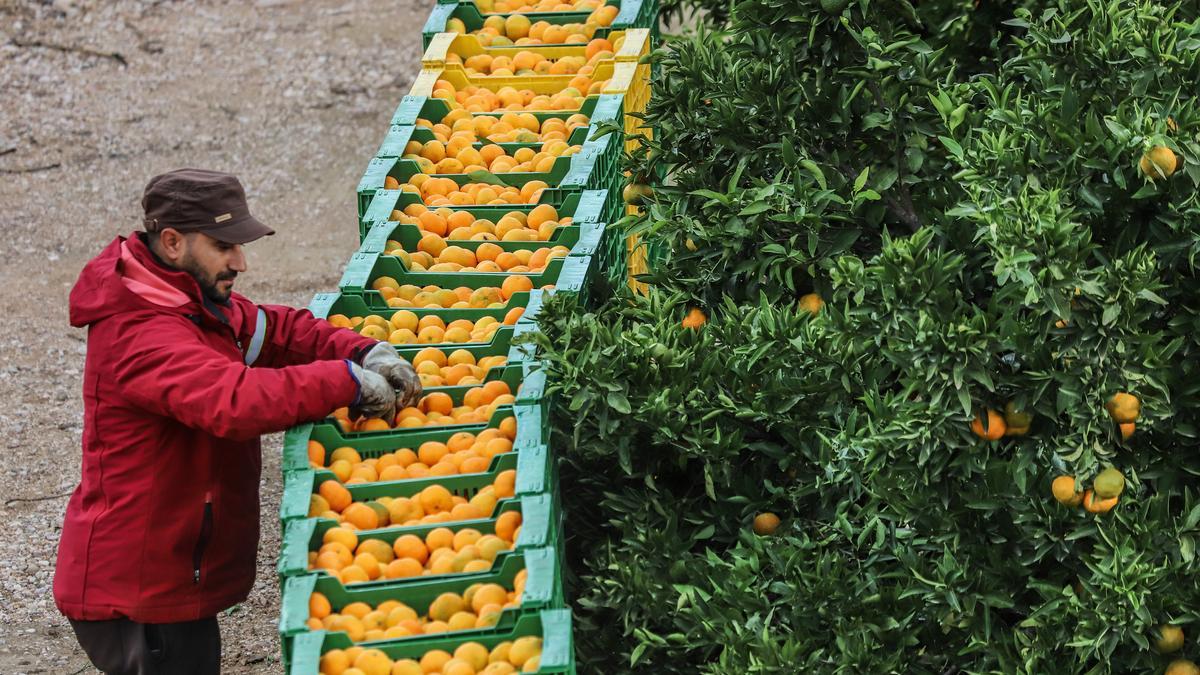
[1082,489,1118,514]
[342,502,380,530]
[1140,145,1178,180]
[318,480,352,513]
[1156,624,1185,654]
[969,409,1006,440]
[1105,392,1140,423]
[1051,476,1082,507]
[500,275,534,299]
[798,293,823,315]
[1119,422,1135,439]
[421,392,455,415]
[752,512,781,536]
[1166,659,1200,675]
[308,440,326,467]
[309,592,332,619]
[681,307,706,329]
[495,510,522,542]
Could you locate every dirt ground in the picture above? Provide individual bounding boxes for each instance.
[0,0,427,671]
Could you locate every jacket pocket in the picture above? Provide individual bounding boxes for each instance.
[192,494,213,584]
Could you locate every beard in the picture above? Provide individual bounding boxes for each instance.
[179,254,237,304]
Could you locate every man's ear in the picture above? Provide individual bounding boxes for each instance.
[156,228,187,261]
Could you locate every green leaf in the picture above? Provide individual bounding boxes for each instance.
[607,391,632,414]
[466,169,509,186]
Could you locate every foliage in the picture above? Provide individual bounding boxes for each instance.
[538,0,1200,672]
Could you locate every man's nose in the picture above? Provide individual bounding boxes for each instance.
[229,245,247,273]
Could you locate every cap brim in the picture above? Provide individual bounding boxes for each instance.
[206,214,275,245]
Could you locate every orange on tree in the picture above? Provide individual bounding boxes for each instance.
[1082,490,1118,514]
[682,307,707,329]
[1166,660,1200,675]
[1002,401,1033,436]
[753,512,781,536]
[970,409,1006,440]
[798,293,824,315]
[1156,624,1185,654]
[1092,467,1125,499]
[1105,391,1141,423]
[1139,145,1178,180]
[1051,476,1082,507]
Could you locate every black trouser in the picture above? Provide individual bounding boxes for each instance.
[69,616,221,675]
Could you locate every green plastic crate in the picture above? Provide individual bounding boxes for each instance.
[278,492,557,579]
[301,366,547,444]
[359,213,604,259]
[285,608,575,674]
[309,290,548,335]
[282,398,548,474]
[390,91,611,128]
[422,0,657,48]
[337,251,596,314]
[280,439,553,524]
[352,137,600,218]
[279,546,562,644]
[358,184,621,242]
[375,122,592,160]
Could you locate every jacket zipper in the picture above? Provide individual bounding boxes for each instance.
[193,493,214,584]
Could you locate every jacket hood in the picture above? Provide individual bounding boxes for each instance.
[70,233,213,328]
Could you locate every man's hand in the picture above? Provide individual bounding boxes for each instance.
[347,362,397,422]
[361,341,423,410]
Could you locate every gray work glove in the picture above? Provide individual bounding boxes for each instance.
[360,341,423,410]
[348,361,397,422]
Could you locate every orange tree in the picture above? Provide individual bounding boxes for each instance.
[534,0,1200,672]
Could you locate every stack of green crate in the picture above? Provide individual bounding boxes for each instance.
[277,1,657,673]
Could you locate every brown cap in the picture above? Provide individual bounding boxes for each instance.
[142,168,275,244]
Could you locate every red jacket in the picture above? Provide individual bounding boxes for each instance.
[54,233,375,623]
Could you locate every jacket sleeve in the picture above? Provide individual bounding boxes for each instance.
[254,304,379,368]
[109,314,361,442]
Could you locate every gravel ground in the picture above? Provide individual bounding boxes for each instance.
[0,0,426,671]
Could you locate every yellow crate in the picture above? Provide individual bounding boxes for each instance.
[423,27,650,66]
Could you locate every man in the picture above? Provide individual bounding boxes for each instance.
[53,169,421,674]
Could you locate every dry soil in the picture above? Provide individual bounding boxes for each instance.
[0,0,425,671]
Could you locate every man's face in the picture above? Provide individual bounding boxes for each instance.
[175,232,247,304]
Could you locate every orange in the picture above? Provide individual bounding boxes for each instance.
[500,275,534,299]
[498,416,517,439]
[681,307,706,329]
[970,409,1007,440]
[392,534,430,564]
[384,557,424,579]
[420,484,455,514]
[307,440,326,467]
[494,469,517,498]
[752,512,781,536]
[421,392,455,415]
[319,480,352,513]
[309,592,332,620]
[1105,391,1140,423]
[1051,476,1082,506]
[1082,489,1119,514]
[426,527,455,551]
[419,441,450,466]
[342,502,380,530]
[798,293,824,314]
[418,211,449,236]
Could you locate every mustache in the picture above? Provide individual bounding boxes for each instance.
[216,271,238,282]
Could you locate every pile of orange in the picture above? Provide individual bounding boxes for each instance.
[482,0,608,14]
[336,311,521,346]
[308,509,523,585]
[431,79,607,113]
[310,468,519,530]
[391,204,571,243]
[416,111,591,145]
[306,421,518,483]
[386,175,552,207]
[308,571,527,640]
[387,240,571,274]
[326,379,521,433]
[317,635,545,675]
[333,277,537,313]
[450,44,616,79]
[400,136,582,176]
[465,7,619,46]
